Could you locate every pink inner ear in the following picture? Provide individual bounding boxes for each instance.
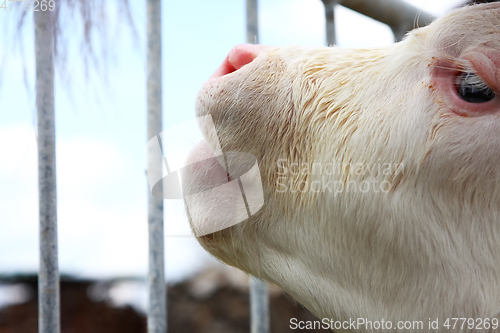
[431,50,500,117]
[210,44,261,79]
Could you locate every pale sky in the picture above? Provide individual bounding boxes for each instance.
[0,0,468,284]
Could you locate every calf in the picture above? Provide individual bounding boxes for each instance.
[184,3,500,332]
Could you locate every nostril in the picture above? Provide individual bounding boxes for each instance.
[210,44,261,79]
[228,44,259,72]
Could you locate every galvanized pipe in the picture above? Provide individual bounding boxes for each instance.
[322,0,435,42]
[246,1,270,332]
[322,0,339,46]
[250,276,270,333]
[147,0,166,332]
[246,0,260,44]
[35,9,60,333]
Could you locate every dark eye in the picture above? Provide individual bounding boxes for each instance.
[456,72,495,103]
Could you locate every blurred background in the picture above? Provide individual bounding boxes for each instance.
[0,0,489,332]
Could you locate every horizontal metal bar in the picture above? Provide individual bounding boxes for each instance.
[323,0,436,41]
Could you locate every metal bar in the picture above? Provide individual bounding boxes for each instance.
[322,0,435,42]
[340,0,435,41]
[341,0,435,41]
[246,0,259,44]
[250,277,270,333]
[35,9,60,333]
[246,1,270,332]
[321,0,339,46]
[147,0,166,332]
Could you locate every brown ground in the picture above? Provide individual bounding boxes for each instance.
[0,269,329,333]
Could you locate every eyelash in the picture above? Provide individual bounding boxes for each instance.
[455,71,495,104]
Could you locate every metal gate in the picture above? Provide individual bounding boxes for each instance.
[34,1,434,332]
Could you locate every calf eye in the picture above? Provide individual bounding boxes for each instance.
[456,72,495,103]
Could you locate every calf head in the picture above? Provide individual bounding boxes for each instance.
[184,3,500,331]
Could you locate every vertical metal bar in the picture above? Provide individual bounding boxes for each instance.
[246,1,270,332]
[35,9,60,333]
[391,27,407,43]
[246,0,259,44]
[250,276,270,333]
[147,0,166,332]
[322,0,338,46]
